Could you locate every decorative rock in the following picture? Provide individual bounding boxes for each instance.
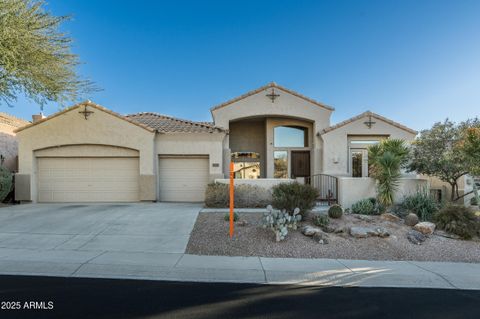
[313,231,330,244]
[380,213,401,222]
[353,215,374,222]
[407,229,426,245]
[302,225,322,236]
[322,225,336,233]
[413,222,436,235]
[350,226,390,238]
[435,230,461,240]
[405,213,419,226]
[237,220,248,227]
[374,227,390,238]
[349,227,374,238]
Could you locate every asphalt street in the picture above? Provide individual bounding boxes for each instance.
[0,275,479,319]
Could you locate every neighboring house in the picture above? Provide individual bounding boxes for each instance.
[0,113,29,172]
[14,82,425,206]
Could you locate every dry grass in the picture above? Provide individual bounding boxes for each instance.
[186,212,480,262]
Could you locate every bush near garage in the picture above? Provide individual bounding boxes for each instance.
[204,183,272,208]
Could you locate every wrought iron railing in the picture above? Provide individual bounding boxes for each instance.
[305,174,338,205]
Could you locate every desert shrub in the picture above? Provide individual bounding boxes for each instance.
[433,205,479,239]
[401,188,439,221]
[351,199,375,215]
[205,183,272,208]
[271,182,319,215]
[205,183,229,207]
[234,184,272,208]
[328,204,343,219]
[224,212,239,222]
[262,205,301,241]
[0,166,13,202]
[313,214,330,228]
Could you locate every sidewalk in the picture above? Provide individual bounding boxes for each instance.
[0,248,478,290]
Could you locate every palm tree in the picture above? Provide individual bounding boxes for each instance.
[368,139,410,207]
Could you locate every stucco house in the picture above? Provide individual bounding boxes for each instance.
[0,112,29,172]
[14,82,425,206]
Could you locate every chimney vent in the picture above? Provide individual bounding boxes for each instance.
[32,113,45,123]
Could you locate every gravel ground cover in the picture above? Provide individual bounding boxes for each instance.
[186,212,480,262]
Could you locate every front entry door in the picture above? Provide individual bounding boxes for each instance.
[291,151,310,178]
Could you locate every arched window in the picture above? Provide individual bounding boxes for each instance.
[274,126,308,147]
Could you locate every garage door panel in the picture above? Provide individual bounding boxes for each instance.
[158,157,209,202]
[37,157,139,202]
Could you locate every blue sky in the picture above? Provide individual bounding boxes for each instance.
[3,0,480,130]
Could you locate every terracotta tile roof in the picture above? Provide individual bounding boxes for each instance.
[210,82,334,112]
[126,112,226,133]
[320,111,418,135]
[0,112,29,129]
[15,101,155,133]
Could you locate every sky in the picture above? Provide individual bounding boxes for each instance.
[2,0,480,131]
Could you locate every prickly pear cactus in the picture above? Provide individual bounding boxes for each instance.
[0,166,13,202]
[262,205,301,241]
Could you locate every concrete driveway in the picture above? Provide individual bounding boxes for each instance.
[0,202,200,254]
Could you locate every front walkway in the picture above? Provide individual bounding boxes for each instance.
[0,203,479,290]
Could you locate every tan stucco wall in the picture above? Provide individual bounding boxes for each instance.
[428,175,475,205]
[155,132,226,181]
[338,177,428,208]
[35,144,139,157]
[0,123,20,172]
[321,115,417,176]
[211,88,332,129]
[16,107,156,202]
[212,87,332,178]
[229,119,266,178]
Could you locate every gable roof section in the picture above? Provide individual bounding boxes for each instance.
[14,101,155,133]
[320,111,417,135]
[0,112,29,128]
[126,112,226,133]
[210,82,334,112]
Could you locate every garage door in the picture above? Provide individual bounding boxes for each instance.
[37,157,139,202]
[158,157,209,202]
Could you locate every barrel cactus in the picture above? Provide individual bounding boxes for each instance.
[328,204,343,219]
[0,166,13,202]
[405,213,419,226]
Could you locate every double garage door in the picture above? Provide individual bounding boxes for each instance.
[37,156,209,202]
[37,157,140,202]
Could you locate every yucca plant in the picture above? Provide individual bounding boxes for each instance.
[369,139,410,207]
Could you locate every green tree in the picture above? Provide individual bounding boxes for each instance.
[368,139,410,207]
[0,0,94,107]
[408,119,480,201]
[461,127,480,176]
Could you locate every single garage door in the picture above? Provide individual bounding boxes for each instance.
[158,156,209,202]
[37,157,140,202]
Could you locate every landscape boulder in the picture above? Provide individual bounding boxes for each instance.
[302,225,322,236]
[404,213,419,226]
[349,226,390,238]
[312,231,330,244]
[380,213,401,222]
[407,230,426,245]
[413,222,436,235]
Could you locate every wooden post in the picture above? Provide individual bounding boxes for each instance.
[229,162,234,238]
